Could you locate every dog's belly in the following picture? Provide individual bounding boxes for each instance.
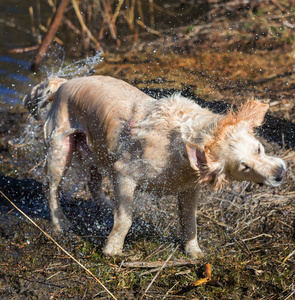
[137,169,198,196]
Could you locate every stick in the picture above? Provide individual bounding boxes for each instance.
[148,0,155,29]
[123,258,198,269]
[282,249,295,264]
[136,19,161,36]
[29,6,36,38]
[31,0,71,72]
[72,0,103,50]
[112,0,125,24]
[8,45,40,54]
[0,190,117,300]
[140,245,179,300]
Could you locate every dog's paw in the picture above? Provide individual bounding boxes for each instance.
[185,240,205,259]
[103,244,124,257]
[52,217,73,234]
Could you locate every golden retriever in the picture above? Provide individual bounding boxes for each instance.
[24,76,286,258]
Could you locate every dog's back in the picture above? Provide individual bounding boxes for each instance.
[45,76,155,153]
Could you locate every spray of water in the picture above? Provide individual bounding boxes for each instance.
[9,51,178,240]
[11,51,103,180]
[46,51,103,79]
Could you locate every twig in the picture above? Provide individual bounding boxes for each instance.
[136,20,162,36]
[31,0,71,71]
[112,0,124,24]
[270,0,287,12]
[227,182,250,211]
[282,249,295,264]
[36,0,42,43]
[33,263,71,273]
[232,216,262,234]
[144,243,170,260]
[29,6,36,38]
[283,21,295,29]
[0,190,117,300]
[140,267,162,276]
[63,16,81,35]
[46,271,61,281]
[149,0,155,29]
[72,0,103,51]
[284,289,295,300]
[127,0,136,30]
[123,258,197,269]
[137,0,144,23]
[100,0,120,45]
[140,245,179,300]
[224,233,273,247]
[38,24,63,45]
[163,283,178,299]
[8,45,40,54]
[27,159,44,174]
[198,210,230,229]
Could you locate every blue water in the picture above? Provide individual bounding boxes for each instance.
[0,55,30,67]
[0,1,101,108]
[0,0,51,107]
[0,54,33,105]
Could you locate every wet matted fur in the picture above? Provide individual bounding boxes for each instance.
[24,76,286,258]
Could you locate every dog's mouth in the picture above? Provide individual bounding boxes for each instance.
[256,164,286,188]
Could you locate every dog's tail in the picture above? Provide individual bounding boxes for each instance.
[23,77,68,120]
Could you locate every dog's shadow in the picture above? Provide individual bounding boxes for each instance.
[0,175,161,248]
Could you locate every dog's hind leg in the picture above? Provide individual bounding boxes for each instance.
[88,166,114,209]
[45,133,74,232]
[103,173,137,256]
[178,188,205,258]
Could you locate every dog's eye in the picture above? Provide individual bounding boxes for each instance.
[257,144,261,154]
[241,163,250,172]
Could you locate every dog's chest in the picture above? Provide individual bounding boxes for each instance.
[136,160,198,195]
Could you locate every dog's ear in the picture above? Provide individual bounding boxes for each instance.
[185,142,226,190]
[185,142,207,171]
[236,100,269,128]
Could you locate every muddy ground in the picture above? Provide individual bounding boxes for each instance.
[1,2,295,299]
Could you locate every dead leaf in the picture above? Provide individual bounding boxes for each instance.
[194,277,211,286]
[194,263,212,286]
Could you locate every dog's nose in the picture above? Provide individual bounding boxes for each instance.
[275,166,286,182]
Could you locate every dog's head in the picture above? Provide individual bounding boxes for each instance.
[184,100,286,190]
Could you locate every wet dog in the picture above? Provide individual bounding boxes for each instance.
[24,76,286,258]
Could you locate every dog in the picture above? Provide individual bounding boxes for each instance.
[24,75,286,258]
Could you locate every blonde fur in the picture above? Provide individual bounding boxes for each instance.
[23,77,68,120]
[24,76,286,258]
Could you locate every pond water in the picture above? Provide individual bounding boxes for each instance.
[0,1,49,106]
[0,0,105,110]
[0,0,87,108]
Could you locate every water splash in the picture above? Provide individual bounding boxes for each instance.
[10,50,103,174]
[45,50,103,79]
[7,51,181,240]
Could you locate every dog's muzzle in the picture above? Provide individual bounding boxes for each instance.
[274,165,286,183]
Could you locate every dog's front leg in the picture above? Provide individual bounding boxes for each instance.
[103,174,137,256]
[178,188,205,258]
